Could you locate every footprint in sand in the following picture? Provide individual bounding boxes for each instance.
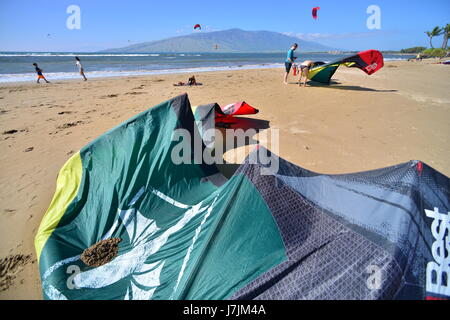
[2,129,18,135]
[125,91,145,95]
[57,121,84,130]
[0,254,33,292]
[101,94,119,99]
[57,111,74,115]
[3,209,16,215]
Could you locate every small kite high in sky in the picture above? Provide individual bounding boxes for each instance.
[194,24,201,30]
[312,7,320,20]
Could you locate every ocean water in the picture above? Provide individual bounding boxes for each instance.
[0,52,415,83]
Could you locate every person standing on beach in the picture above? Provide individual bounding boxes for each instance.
[284,43,298,84]
[32,63,50,83]
[75,57,87,81]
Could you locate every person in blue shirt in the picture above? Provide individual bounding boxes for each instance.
[284,43,298,84]
[32,63,50,83]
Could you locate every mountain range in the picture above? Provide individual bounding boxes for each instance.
[102,29,335,53]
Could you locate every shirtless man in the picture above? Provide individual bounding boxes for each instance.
[298,60,315,87]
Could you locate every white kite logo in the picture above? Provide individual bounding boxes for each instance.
[425,207,450,297]
[42,186,218,300]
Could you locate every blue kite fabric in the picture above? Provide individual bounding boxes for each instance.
[36,94,450,300]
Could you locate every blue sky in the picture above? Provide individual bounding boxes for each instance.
[0,0,449,51]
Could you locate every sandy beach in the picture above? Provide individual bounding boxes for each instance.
[0,60,449,299]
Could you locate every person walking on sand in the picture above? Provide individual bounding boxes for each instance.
[75,56,87,81]
[284,43,298,84]
[33,63,50,83]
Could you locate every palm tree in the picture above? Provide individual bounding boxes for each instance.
[441,24,450,49]
[425,26,443,48]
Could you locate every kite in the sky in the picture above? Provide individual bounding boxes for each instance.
[312,7,320,20]
[194,24,201,30]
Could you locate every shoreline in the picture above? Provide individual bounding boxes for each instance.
[0,63,284,84]
[0,57,417,84]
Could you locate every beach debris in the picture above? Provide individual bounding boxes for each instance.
[0,254,33,292]
[24,147,34,152]
[81,238,122,267]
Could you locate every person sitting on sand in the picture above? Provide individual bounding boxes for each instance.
[188,75,197,85]
[75,57,87,81]
[298,60,315,87]
[33,63,50,83]
[284,43,298,84]
[173,75,202,86]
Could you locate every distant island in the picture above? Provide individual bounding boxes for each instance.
[102,28,336,53]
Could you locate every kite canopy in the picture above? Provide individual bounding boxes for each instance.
[308,49,384,84]
[192,101,259,147]
[194,24,201,30]
[312,7,320,19]
[36,94,450,300]
[220,101,259,117]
